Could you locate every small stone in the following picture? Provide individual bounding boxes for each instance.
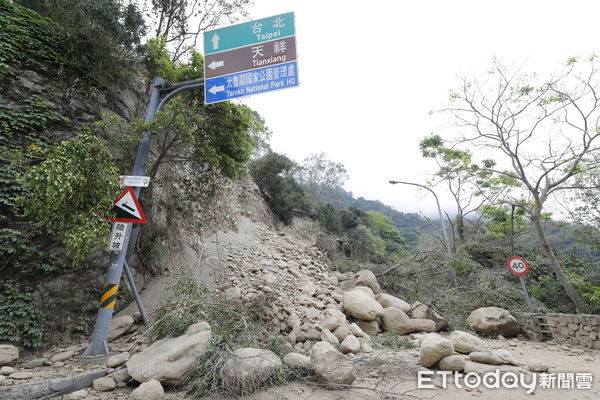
[0,366,15,375]
[65,389,88,399]
[106,353,129,368]
[340,335,361,354]
[54,361,64,368]
[9,372,34,380]
[0,345,19,366]
[23,358,48,369]
[51,350,75,363]
[130,379,164,400]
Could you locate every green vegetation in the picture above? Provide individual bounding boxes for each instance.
[0,281,44,348]
[19,131,121,263]
[146,278,290,396]
[378,331,415,350]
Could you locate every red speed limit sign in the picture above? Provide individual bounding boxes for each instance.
[507,256,530,276]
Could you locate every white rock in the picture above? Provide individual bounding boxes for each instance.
[0,366,15,375]
[439,355,466,371]
[64,389,88,399]
[449,330,487,354]
[353,286,375,298]
[354,269,382,294]
[411,301,448,331]
[468,351,504,365]
[340,335,361,354]
[466,307,519,337]
[130,379,164,400]
[343,290,384,321]
[51,350,75,363]
[106,353,129,368]
[108,315,135,342]
[376,294,411,313]
[220,347,282,394]
[92,376,116,391]
[381,307,414,335]
[0,345,18,366]
[126,321,211,385]
[8,372,34,380]
[332,326,351,342]
[310,341,356,386]
[283,352,312,371]
[348,323,366,337]
[225,287,242,301]
[355,320,380,336]
[413,319,437,333]
[320,329,340,346]
[419,333,454,367]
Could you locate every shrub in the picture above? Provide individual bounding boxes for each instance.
[378,331,415,350]
[0,281,44,348]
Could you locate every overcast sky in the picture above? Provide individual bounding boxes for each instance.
[203,0,600,217]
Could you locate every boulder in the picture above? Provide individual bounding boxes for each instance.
[332,326,351,342]
[348,323,366,337]
[494,349,520,366]
[0,366,15,375]
[340,335,361,354]
[283,352,312,372]
[343,290,384,321]
[438,355,466,371]
[320,329,340,346]
[126,321,211,385]
[108,315,135,342]
[0,345,18,366]
[310,341,356,386]
[321,309,347,332]
[449,330,486,354]
[355,320,380,336]
[221,348,282,394]
[92,376,116,391]
[376,294,411,313]
[411,302,448,331]
[131,379,164,400]
[353,286,375,298]
[419,333,454,367]
[106,353,129,368]
[354,270,382,294]
[468,351,504,365]
[413,319,437,333]
[466,307,519,337]
[381,307,414,335]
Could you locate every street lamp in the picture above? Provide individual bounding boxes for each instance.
[389,180,458,286]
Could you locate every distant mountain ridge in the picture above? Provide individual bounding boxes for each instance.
[318,186,431,247]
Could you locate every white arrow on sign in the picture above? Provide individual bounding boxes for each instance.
[208,85,225,95]
[208,60,224,70]
[211,33,220,50]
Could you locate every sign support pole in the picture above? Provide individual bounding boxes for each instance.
[509,205,535,313]
[81,77,205,360]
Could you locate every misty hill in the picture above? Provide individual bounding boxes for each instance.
[318,186,432,247]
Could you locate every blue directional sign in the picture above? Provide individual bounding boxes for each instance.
[204,12,298,104]
[206,61,298,103]
[204,12,295,55]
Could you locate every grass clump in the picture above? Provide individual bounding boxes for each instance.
[378,331,416,350]
[146,278,292,397]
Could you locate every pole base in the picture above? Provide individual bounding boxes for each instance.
[78,339,116,363]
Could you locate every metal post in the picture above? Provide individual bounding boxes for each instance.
[123,260,148,325]
[389,180,458,286]
[510,204,535,313]
[81,77,204,359]
[519,275,535,313]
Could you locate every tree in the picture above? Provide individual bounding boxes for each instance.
[297,152,348,204]
[442,57,600,313]
[148,0,250,61]
[250,152,307,224]
[420,135,517,246]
